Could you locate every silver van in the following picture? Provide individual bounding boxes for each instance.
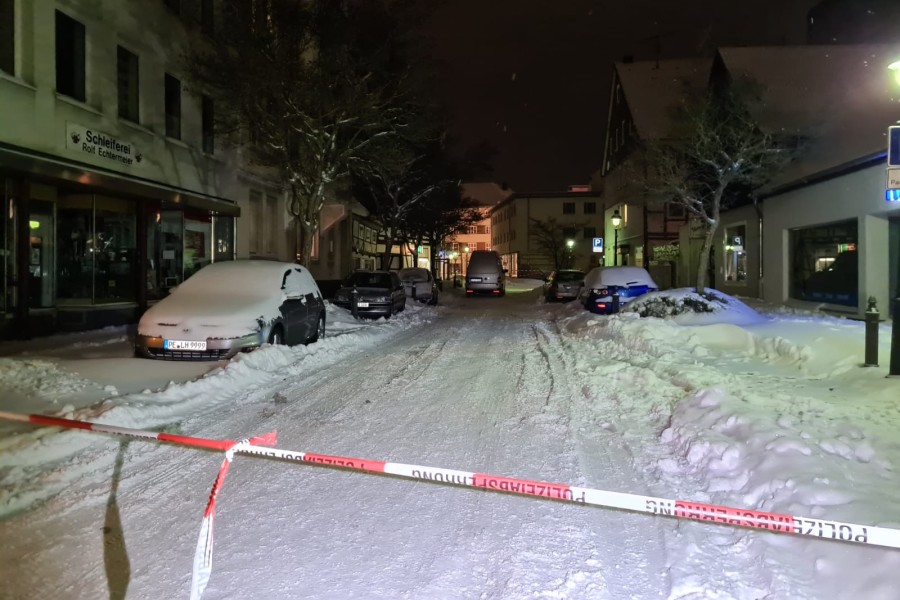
[465,250,507,296]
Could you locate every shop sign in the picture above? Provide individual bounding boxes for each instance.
[66,122,142,167]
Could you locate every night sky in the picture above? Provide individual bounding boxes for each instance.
[420,0,820,192]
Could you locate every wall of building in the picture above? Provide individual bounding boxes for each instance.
[762,163,899,318]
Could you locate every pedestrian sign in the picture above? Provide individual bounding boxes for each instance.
[592,237,604,253]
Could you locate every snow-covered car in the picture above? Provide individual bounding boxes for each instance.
[543,269,585,302]
[134,260,326,360]
[580,266,658,314]
[332,270,406,318]
[398,267,438,305]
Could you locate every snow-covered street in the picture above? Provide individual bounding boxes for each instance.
[1,280,899,599]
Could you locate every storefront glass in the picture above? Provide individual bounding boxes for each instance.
[29,199,55,308]
[213,214,234,263]
[724,224,747,283]
[184,214,211,279]
[147,209,183,299]
[2,179,14,313]
[57,194,136,305]
[791,219,858,307]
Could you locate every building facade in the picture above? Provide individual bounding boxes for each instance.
[491,191,604,277]
[0,0,286,338]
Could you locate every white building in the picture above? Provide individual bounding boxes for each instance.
[0,0,287,338]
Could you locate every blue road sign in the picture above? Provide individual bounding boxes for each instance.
[592,237,604,253]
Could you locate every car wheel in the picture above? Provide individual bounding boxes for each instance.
[268,325,284,345]
[308,313,325,343]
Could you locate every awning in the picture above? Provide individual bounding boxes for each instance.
[0,142,240,216]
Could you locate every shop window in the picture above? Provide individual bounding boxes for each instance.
[56,11,86,102]
[93,197,136,303]
[723,224,747,283]
[57,195,136,305]
[791,220,858,307]
[117,46,140,123]
[1,180,13,313]
[184,215,211,278]
[213,215,234,262]
[0,0,13,75]
[148,209,183,298]
[29,200,55,308]
[202,95,214,154]
[164,73,182,139]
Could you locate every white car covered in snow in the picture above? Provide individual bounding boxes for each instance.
[579,265,658,314]
[135,260,326,360]
[398,267,439,305]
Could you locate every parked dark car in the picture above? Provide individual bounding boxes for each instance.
[398,267,439,305]
[332,270,407,318]
[135,260,326,360]
[543,269,585,302]
[580,266,658,314]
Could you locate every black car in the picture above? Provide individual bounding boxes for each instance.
[543,269,585,302]
[332,270,407,318]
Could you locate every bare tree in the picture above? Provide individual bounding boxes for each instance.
[185,0,420,264]
[643,80,798,292]
[529,218,582,272]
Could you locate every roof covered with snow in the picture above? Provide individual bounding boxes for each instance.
[615,58,712,140]
[716,43,900,192]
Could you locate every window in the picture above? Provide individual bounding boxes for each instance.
[56,11,86,102]
[562,202,575,215]
[164,74,181,139]
[791,220,858,307]
[583,227,596,239]
[584,202,596,214]
[164,0,181,15]
[213,215,234,262]
[202,95,214,154]
[201,0,214,34]
[563,227,577,239]
[667,202,686,218]
[117,46,140,122]
[723,224,747,284]
[0,0,13,75]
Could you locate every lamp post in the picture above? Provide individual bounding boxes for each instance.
[611,209,622,266]
[565,239,574,268]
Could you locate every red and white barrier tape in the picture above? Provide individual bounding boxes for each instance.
[3,411,900,599]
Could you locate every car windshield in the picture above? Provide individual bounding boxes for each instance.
[556,271,585,283]
[346,272,391,288]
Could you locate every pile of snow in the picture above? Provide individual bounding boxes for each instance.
[625,287,770,326]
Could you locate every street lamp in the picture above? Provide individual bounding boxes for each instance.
[566,239,575,268]
[611,209,622,266]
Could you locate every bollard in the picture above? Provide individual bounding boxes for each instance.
[350,287,359,320]
[612,292,620,313]
[864,296,879,367]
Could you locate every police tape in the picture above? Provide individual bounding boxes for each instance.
[3,410,900,597]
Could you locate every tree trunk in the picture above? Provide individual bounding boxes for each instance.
[694,192,723,293]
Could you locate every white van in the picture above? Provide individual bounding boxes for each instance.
[465,250,507,296]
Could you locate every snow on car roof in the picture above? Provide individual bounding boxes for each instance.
[398,268,431,282]
[176,260,318,297]
[584,266,657,289]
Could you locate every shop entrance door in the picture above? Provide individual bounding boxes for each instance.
[1,182,15,314]
[28,200,54,308]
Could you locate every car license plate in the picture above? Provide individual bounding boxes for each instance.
[469,277,482,283]
[357,302,370,308]
[165,339,207,351]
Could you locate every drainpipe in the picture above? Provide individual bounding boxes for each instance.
[754,200,764,299]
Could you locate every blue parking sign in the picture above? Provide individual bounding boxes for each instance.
[592,237,604,253]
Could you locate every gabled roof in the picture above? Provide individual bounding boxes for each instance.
[615,58,712,140]
[717,43,900,191]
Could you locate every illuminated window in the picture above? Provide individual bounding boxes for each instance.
[723,224,747,283]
